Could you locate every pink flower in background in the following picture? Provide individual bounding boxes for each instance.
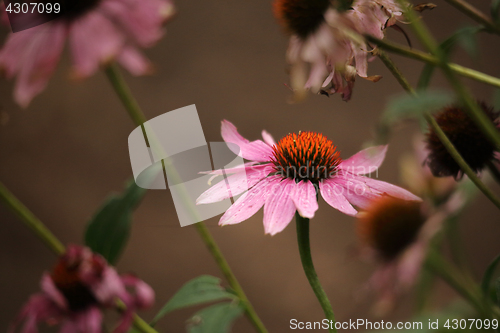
[274,0,404,101]
[196,120,420,235]
[0,0,175,107]
[356,196,444,315]
[10,245,154,333]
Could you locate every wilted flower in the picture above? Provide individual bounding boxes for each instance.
[274,0,404,101]
[0,0,175,107]
[10,245,154,333]
[196,120,420,235]
[357,195,444,313]
[425,102,500,180]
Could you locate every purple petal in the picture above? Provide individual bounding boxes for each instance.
[263,178,297,235]
[359,176,422,202]
[319,179,358,216]
[69,12,124,78]
[339,145,388,175]
[117,46,152,76]
[221,120,273,162]
[197,164,271,204]
[331,175,379,210]
[75,307,102,333]
[261,130,276,146]
[290,180,318,218]
[120,274,155,309]
[219,177,274,226]
[0,22,66,107]
[40,274,67,309]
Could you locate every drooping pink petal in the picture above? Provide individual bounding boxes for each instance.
[69,12,124,78]
[90,267,130,306]
[40,274,67,309]
[319,179,358,216]
[0,22,66,107]
[120,274,155,309]
[357,176,422,202]
[197,164,271,204]
[74,307,102,333]
[219,177,274,226]
[339,145,388,174]
[263,178,297,235]
[114,310,134,333]
[290,180,318,218]
[100,0,173,48]
[117,46,153,76]
[334,175,380,210]
[261,130,276,146]
[9,294,61,333]
[221,120,274,162]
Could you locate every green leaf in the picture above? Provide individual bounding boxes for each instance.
[492,0,500,23]
[417,64,436,91]
[84,180,147,265]
[188,302,244,333]
[382,90,455,124]
[151,275,237,327]
[481,253,500,296]
[441,26,481,59]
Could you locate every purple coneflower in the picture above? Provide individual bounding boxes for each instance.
[0,0,174,107]
[10,245,154,333]
[197,120,421,235]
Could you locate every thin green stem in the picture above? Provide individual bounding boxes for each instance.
[365,35,500,89]
[426,249,500,319]
[296,213,336,333]
[398,0,500,152]
[104,64,268,333]
[377,50,500,210]
[443,0,500,35]
[0,181,65,255]
[0,181,160,333]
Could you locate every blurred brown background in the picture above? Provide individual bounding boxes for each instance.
[1,0,500,331]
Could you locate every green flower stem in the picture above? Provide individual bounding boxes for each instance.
[398,0,500,152]
[0,181,65,255]
[296,213,336,333]
[443,0,500,35]
[0,181,159,333]
[377,50,500,210]
[365,35,500,89]
[104,64,268,333]
[426,249,500,319]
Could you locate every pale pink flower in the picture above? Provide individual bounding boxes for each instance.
[196,120,420,235]
[0,0,175,107]
[10,245,154,333]
[274,0,404,101]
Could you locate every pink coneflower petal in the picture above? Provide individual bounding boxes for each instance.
[261,130,276,146]
[121,275,155,309]
[339,145,388,173]
[40,274,67,309]
[219,177,274,226]
[117,46,152,76]
[221,120,273,162]
[291,180,318,218]
[69,12,124,78]
[75,307,102,333]
[263,177,296,235]
[357,176,422,202]
[197,164,271,204]
[100,0,169,47]
[0,22,66,107]
[319,179,358,216]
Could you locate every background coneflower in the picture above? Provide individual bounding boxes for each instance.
[425,103,500,179]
